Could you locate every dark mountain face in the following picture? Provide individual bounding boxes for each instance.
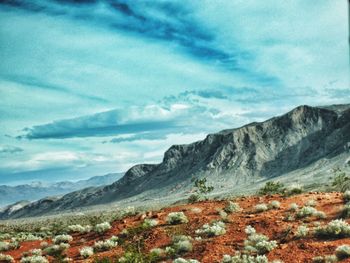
[1,104,349,219]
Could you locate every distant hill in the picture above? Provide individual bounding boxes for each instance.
[0,173,123,207]
[1,104,349,219]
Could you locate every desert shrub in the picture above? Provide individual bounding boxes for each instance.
[30,249,42,256]
[195,221,226,237]
[20,255,49,263]
[341,203,350,218]
[335,244,350,259]
[222,252,273,263]
[224,201,241,213]
[296,206,317,218]
[244,226,277,254]
[142,218,158,228]
[43,243,70,258]
[332,171,350,192]
[344,191,350,202]
[314,211,327,219]
[312,255,338,263]
[255,204,268,213]
[166,212,188,225]
[315,219,350,238]
[172,235,193,254]
[0,241,19,252]
[67,224,92,233]
[189,177,214,202]
[80,246,94,258]
[173,258,200,263]
[93,236,118,252]
[52,234,73,244]
[258,181,285,195]
[149,248,165,258]
[305,199,317,207]
[285,184,303,196]
[0,253,14,263]
[268,200,281,209]
[94,222,111,234]
[289,203,299,211]
[295,225,309,238]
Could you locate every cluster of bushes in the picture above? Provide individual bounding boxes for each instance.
[173,258,200,263]
[0,241,19,252]
[258,181,303,196]
[312,244,350,262]
[0,253,14,263]
[244,226,277,255]
[195,221,226,237]
[166,212,189,225]
[224,201,241,213]
[67,224,92,233]
[254,200,280,213]
[314,219,350,238]
[94,222,112,234]
[222,252,282,263]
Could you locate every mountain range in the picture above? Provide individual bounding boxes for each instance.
[1,104,349,219]
[0,173,123,207]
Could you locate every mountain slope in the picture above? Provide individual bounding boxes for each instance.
[1,104,350,219]
[0,173,123,207]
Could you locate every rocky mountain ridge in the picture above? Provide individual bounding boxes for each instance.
[1,104,349,219]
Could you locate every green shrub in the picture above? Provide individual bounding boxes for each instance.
[189,177,214,202]
[166,212,188,225]
[258,181,285,195]
[295,225,309,238]
[315,219,350,238]
[20,255,49,263]
[222,252,271,263]
[312,255,337,263]
[224,201,241,213]
[94,222,112,234]
[244,226,277,254]
[79,247,94,258]
[344,191,350,202]
[255,204,268,213]
[296,206,317,218]
[332,171,350,192]
[335,244,350,259]
[195,221,226,237]
[173,258,200,263]
[268,200,281,209]
[52,234,73,244]
[0,253,14,263]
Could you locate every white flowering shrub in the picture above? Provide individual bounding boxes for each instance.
[68,224,92,233]
[166,212,189,225]
[255,204,268,213]
[195,221,226,237]
[289,203,299,211]
[0,253,14,263]
[296,206,317,218]
[43,243,70,257]
[173,258,200,263]
[0,241,19,252]
[268,200,281,209]
[142,218,159,228]
[295,225,309,238]
[52,234,73,244]
[314,211,326,219]
[20,255,49,263]
[222,252,271,263]
[312,255,337,263]
[305,199,316,207]
[315,219,350,238]
[335,244,350,259]
[342,203,350,218]
[30,249,42,256]
[94,222,112,234]
[224,201,241,213]
[172,236,193,254]
[244,226,277,254]
[79,246,94,258]
[93,236,118,252]
[344,191,350,202]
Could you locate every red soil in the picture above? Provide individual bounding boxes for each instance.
[4,192,350,263]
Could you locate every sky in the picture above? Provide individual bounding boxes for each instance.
[0,0,349,185]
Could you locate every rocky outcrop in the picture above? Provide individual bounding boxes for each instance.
[1,104,349,219]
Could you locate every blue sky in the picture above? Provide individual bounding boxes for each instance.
[0,0,348,184]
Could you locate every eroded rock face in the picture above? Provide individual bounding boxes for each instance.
[1,104,349,219]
